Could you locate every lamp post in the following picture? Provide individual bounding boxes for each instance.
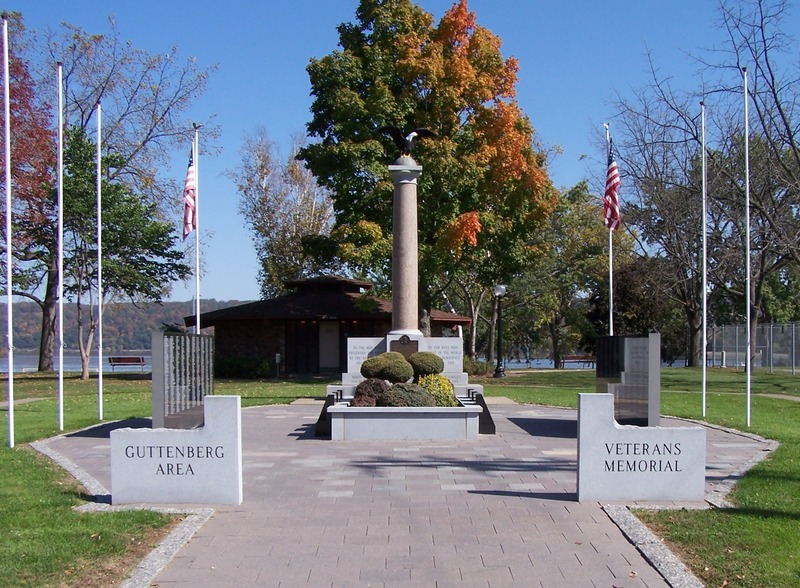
[494,284,507,378]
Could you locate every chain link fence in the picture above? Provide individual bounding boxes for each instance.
[708,323,800,374]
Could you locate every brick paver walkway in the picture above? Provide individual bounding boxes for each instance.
[35,399,775,588]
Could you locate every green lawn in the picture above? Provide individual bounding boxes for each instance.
[1,368,798,587]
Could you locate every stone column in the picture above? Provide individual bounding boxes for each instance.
[388,156,422,335]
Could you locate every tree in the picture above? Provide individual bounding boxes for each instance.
[0,15,58,371]
[299,0,556,327]
[36,17,218,207]
[1,15,215,371]
[612,0,800,366]
[231,129,334,298]
[584,256,687,364]
[62,127,190,379]
[516,182,609,368]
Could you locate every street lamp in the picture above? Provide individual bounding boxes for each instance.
[494,284,507,378]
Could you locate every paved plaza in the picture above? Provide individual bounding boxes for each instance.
[34,398,776,588]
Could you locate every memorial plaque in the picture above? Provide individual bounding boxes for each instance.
[389,335,419,359]
[596,333,660,426]
[346,338,385,374]
[420,338,464,373]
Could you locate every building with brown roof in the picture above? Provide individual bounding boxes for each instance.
[184,276,471,375]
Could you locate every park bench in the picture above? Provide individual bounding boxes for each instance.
[108,356,146,371]
[559,354,596,369]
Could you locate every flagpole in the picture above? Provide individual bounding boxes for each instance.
[96,101,103,420]
[57,61,64,431]
[604,123,614,336]
[3,15,15,448]
[743,67,751,427]
[701,100,708,418]
[192,124,201,334]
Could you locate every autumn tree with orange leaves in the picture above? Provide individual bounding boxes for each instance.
[300,0,557,336]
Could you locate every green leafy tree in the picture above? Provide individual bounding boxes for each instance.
[62,127,190,379]
[299,0,556,326]
[505,182,610,367]
[1,14,214,371]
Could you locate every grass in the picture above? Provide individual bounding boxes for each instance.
[1,367,799,586]
[0,373,332,587]
[478,367,800,587]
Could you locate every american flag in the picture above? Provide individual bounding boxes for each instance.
[604,138,621,231]
[182,150,196,239]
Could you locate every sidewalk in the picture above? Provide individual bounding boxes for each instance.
[35,399,776,588]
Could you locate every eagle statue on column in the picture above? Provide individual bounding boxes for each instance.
[377,126,438,158]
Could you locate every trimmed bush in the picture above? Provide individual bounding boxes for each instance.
[353,377,389,402]
[360,355,390,379]
[375,383,436,407]
[408,351,444,380]
[418,374,458,407]
[360,352,414,383]
[381,357,414,383]
[350,394,376,407]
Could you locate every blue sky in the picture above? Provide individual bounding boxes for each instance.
[8,0,788,302]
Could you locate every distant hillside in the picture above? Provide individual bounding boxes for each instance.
[0,299,254,352]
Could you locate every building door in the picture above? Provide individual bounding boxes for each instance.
[318,321,340,371]
[285,320,319,374]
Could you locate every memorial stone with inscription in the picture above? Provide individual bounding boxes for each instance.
[577,393,706,502]
[111,395,243,505]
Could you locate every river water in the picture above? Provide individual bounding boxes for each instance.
[0,351,152,373]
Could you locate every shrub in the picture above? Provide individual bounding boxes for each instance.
[350,394,376,407]
[408,351,444,380]
[375,382,436,407]
[418,374,458,407]
[215,355,272,379]
[381,356,414,383]
[463,356,493,376]
[360,355,389,378]
[353,377,389,403]
[360,352,413,383]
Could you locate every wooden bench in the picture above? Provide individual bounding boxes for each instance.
[559,354,596,369]
[108,356,146,371]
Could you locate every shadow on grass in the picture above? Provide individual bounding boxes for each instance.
[718,506,800,522]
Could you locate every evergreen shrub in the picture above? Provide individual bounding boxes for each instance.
[352,377,389,407]
[360,352,413,383]
[375,382,436,407]
[408,351,444,380]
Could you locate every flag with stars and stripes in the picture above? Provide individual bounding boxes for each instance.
[604,138,621,231]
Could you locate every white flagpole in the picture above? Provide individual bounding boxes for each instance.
[193,123,201,333]
[604,123,614,336]
[701,100,708,418]
[743,67,751,427]
[3,16,15,448]
[57,61,64,431]
[96,101,103,420]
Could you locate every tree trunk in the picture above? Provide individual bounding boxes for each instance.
[687,309,702,368]
[549,315,563,369]
[37,259,59,372]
